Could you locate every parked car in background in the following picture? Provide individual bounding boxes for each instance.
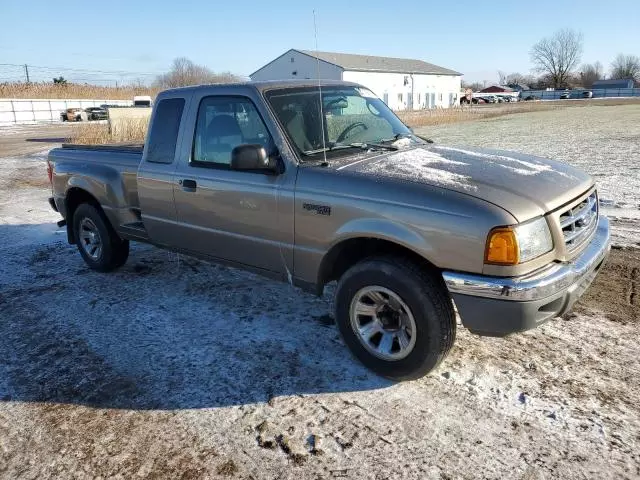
[84,106,108,121]
[60,108,85,122]
[133,95,153,107]
[46,80,610,380]
[524,95,541,101]
[582,91,593,98]
[560,91,571,100]
[461,96,486,105]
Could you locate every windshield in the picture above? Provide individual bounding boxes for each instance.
[265,86,414,157]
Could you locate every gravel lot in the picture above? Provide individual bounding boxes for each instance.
[0,123,75,157]
[1,108,639,479]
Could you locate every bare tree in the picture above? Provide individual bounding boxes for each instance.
[531,74,553,90]
[497,70,507,85]
[610,54,640,81]
[502,72,537,87]
[580,62,603,88]
[461,80,484,92]
[505,72,525,85]
[530,29,583,88]
[155,57,242,88]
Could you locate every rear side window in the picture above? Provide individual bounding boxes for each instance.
[146,98,185,164]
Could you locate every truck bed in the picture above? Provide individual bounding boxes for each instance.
[49,143,144,230]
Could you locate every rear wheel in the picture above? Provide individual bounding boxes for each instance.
[334,256,456,381]
[73,203,129,272]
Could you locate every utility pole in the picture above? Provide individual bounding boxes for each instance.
[24,64,30,83]
[410,73,414,110]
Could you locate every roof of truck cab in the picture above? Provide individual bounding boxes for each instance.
[158,80,363,96]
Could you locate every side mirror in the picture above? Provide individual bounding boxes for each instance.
[230,144,277,173]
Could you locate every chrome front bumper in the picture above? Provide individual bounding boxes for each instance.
[442,215,610,302]
[441,216,609,336]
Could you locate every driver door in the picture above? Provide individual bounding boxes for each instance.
[171,94,293,274]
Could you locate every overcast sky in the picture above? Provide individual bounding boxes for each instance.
[1,0,638,85]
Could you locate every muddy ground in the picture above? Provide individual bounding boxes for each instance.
[0,116,639,479]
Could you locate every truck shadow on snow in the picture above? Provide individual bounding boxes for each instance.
[0,224,391,410]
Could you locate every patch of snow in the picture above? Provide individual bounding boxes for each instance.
[0,121,60,131]
[390,137,412,149]
[0,150,62,248]
[433,145,555,176]
[362,147,477,191]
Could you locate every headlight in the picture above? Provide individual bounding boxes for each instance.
[485,217,553,265]
[515,217,553,262]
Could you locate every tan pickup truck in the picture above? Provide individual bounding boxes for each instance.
[47,80,610,380]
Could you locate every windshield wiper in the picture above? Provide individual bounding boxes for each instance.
[302,144,360,155]
[380,132,434,144]
[415,134,434,144]
[303,142,397,156]
[379,133,412,144]
[347,142,398,151]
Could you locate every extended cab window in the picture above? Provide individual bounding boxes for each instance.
[192,96,274,167]
[146,97,185,164]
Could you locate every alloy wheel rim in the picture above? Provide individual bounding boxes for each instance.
[349,286,417,361]
[79,218,102,261]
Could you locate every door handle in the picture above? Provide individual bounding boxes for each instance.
[181,179,197,192]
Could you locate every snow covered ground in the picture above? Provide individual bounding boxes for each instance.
[1,105,639,479]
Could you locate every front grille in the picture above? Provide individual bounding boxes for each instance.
[559,191,598,253]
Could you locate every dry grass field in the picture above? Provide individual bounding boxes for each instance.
[69,119,149,145]
[398,97,640,127]
[0,82,159,100]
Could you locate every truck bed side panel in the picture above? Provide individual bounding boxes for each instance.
[49,147,142,230]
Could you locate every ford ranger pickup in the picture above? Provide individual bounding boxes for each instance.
[47,80,610,380]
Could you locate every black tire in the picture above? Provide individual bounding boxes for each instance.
[334,256,456,381]
[73,203,129,272]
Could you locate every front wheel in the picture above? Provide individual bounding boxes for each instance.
[73,203,129,272]
[334,256,456,381]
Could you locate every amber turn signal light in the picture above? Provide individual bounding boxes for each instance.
[485,228,519,265]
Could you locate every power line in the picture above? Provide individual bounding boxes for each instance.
[0,62,163,76]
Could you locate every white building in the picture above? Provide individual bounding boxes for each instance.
[250,49,462,110]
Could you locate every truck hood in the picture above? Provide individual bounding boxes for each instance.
[336,145,593,221]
